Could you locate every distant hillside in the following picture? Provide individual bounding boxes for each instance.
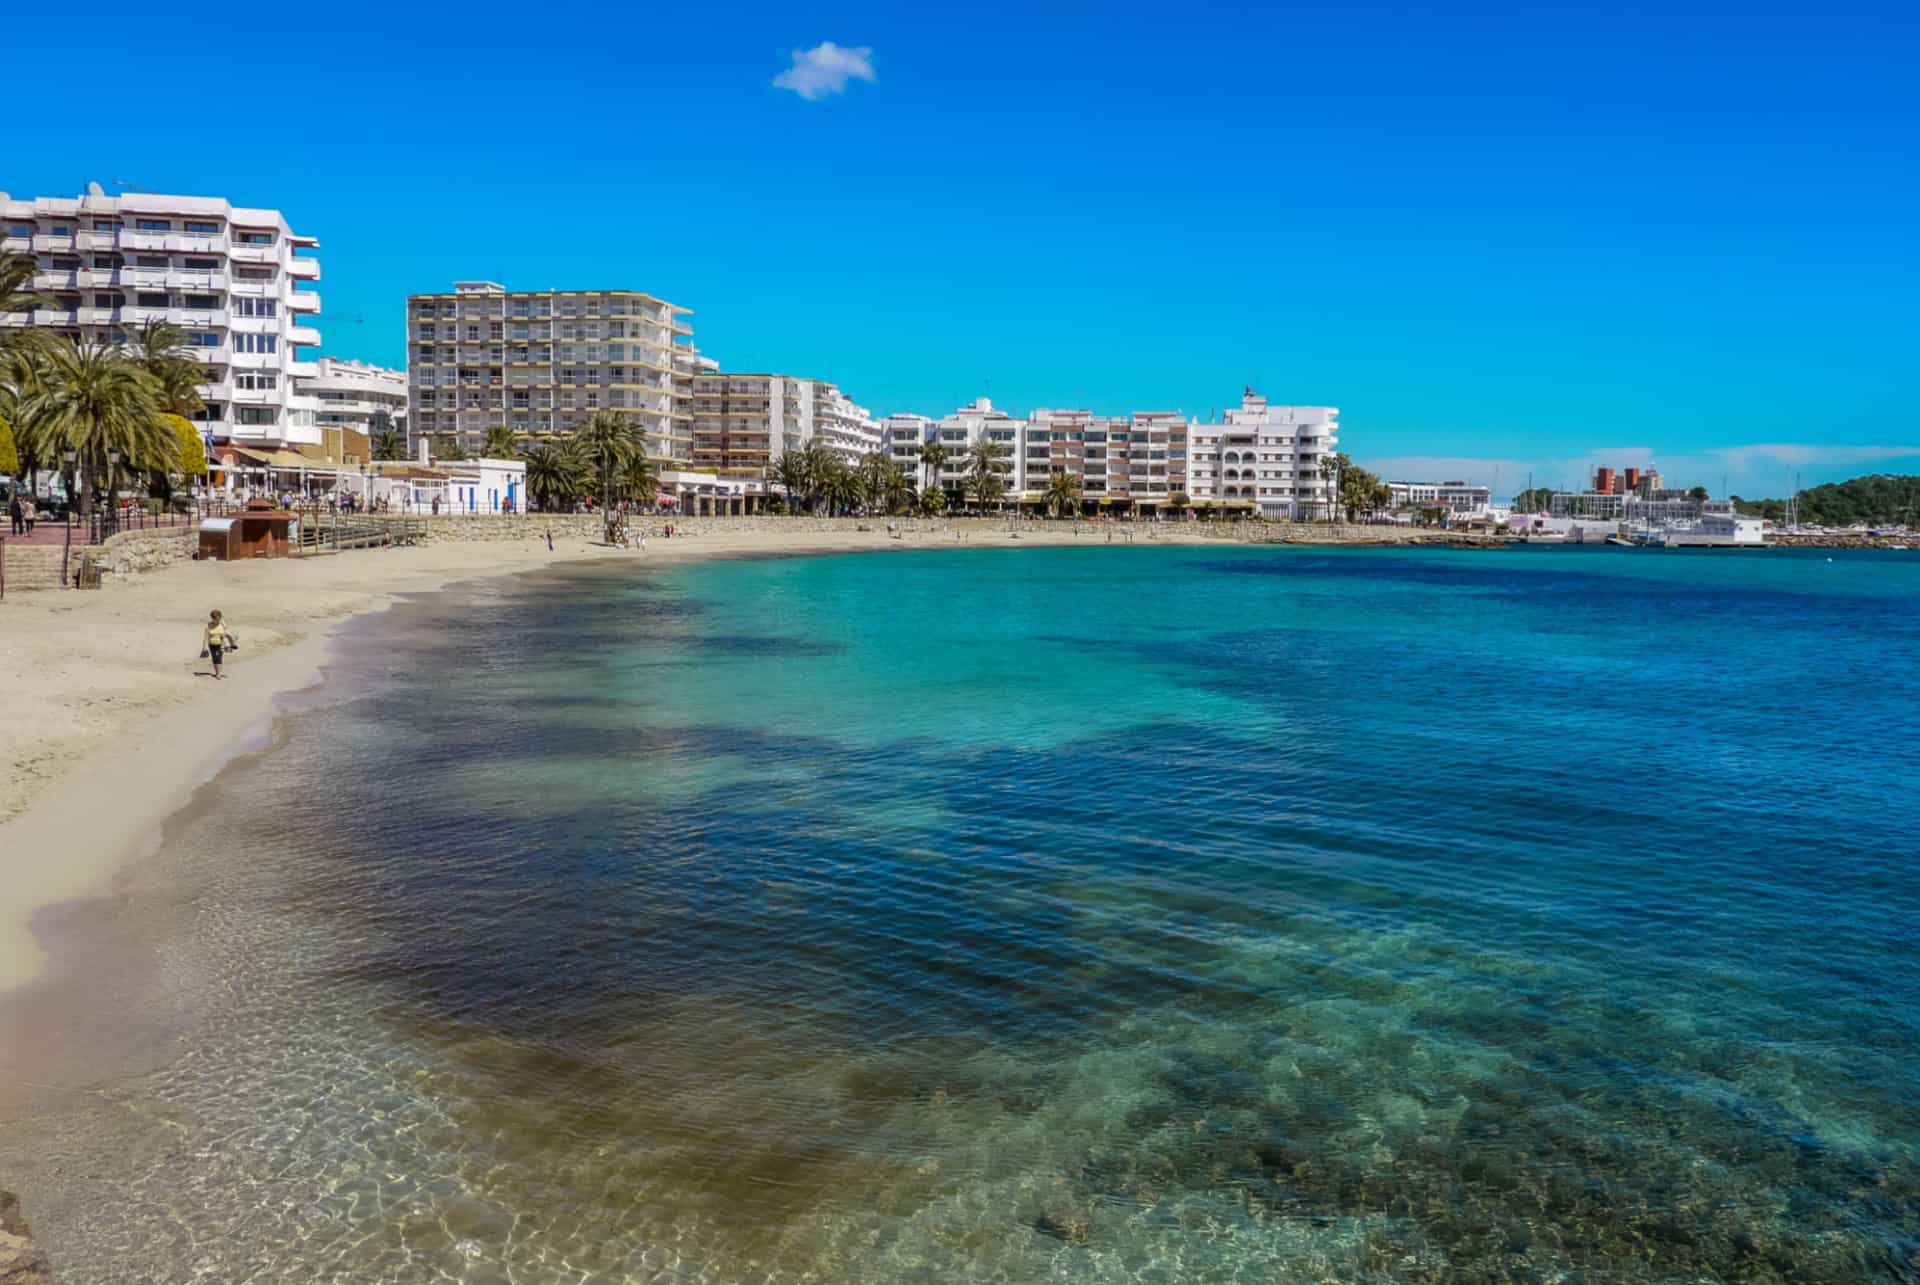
[1731,473,1920,526]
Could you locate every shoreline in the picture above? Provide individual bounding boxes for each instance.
[0,518,1254,996]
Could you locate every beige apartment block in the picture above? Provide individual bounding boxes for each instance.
[406,281,691,461]
[689,372,882,490]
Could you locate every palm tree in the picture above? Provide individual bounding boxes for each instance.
[916,484,946,516]
[1042,469,1083,519]
[482,425,518,458]
[126,320,205,417]
[880,463,914,515]
[523,442,589,512]
[574,410,641,506]
[917,440,949,504]
[819,457,862,516]
[19,338,169,519]
[1317,454,1340,522]
[371,429,407,461]
[620,447,661,507]
[857,450,894,512]
[0,251,38,351]
[437,437,470,462]
[965,439,1010,513]
[770,441,811,516]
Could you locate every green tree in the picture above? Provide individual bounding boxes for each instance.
[0,251,38,349]
[620,447,662,506]
[917,440,949,502]
[819,455,862,515]
[0,410,18,476]
[522,442,589,512]
[965,439,1010,512]
[1333,455,1385,521]
[17,338,169,518]
[372,429,407,461]
[916,484,947,516]
[1687,485,1710,502]
[1317,453,1341,521]
[165,414,207,477]
[437,437,470,462]
[771,438,812,515]
[1512,487,1556,513]
[1168,490,1190,515]
[856,450,895,512]
[127,320,205,417]
[483,426,519,458]
[1042,468,1083,518]
[574,410,641,504]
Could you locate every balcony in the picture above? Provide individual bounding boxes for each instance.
[32,234,77,253]
[289,291,321,313]
[169,270,227,291]
[169,307,229,327]
[286,257,319,280]
[33,270,79,289]
[118,231,166,252]
[228,242,278,263]
[288,325,322,346]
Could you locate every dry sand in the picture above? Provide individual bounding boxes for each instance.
[0,520,1231,994]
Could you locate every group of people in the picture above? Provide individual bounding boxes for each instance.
[6,494,39,535]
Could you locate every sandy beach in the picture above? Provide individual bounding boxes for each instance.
[0,517,1256,995]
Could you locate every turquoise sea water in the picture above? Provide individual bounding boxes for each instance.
[22,545,1920,1281]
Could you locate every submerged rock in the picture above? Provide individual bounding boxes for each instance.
[0,1191,52,1284]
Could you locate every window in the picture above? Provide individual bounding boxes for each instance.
[234,372,279,390]
[93,293,124,308]
[184,257,219,270]
[418,323,434,339]
[234,297,277,317]
[465,325,480,341]
[184,221,219,235]
[185,294,219,310]
[135,219,172,232]
[93,220,120,231]
[234,231,273,245]
[235,407,276,426]
[137,292,168,308]
[233,333,277,354]
[234,266,273,281]
[187,331,221,348]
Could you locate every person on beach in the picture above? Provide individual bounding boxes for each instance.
[201,610,234,680]
[23,496,36,534]
[8,494,20,535]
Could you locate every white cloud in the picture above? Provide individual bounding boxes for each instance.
[772,42,876,100]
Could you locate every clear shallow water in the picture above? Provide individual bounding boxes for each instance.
[28,545,1920,1282]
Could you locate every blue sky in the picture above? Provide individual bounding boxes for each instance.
[7,0,1916,495]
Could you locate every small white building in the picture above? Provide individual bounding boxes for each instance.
[439,457,528,514]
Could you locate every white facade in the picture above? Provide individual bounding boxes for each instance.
[0,187,323,449]
[441,458,529,514]
[1387,480,1491,518]
[1186,393,1339,518]
[300,357,407,441]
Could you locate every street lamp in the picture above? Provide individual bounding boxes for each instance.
[61,446,78,587]
[106,445,122,536]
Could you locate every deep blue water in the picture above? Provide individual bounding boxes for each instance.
[47,545,1920,1281]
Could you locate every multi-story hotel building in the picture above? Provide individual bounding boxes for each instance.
[882,398,1189,510]
[1187,392,1339,519]
[688,371,882,487]
[405,281,690,461]
[0,187,323,450]
[878,390,1333,516]
[301,357,407,444]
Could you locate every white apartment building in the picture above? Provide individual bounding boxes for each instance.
[1187,393,1339,519]
[1386,479,1491,518]
[301,356,407,443]
[0,186,323,450]
[406,281,690,461]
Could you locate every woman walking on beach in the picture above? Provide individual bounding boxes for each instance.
[201,609,235,680]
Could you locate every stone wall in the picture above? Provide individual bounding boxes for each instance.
[99,529,195,577]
